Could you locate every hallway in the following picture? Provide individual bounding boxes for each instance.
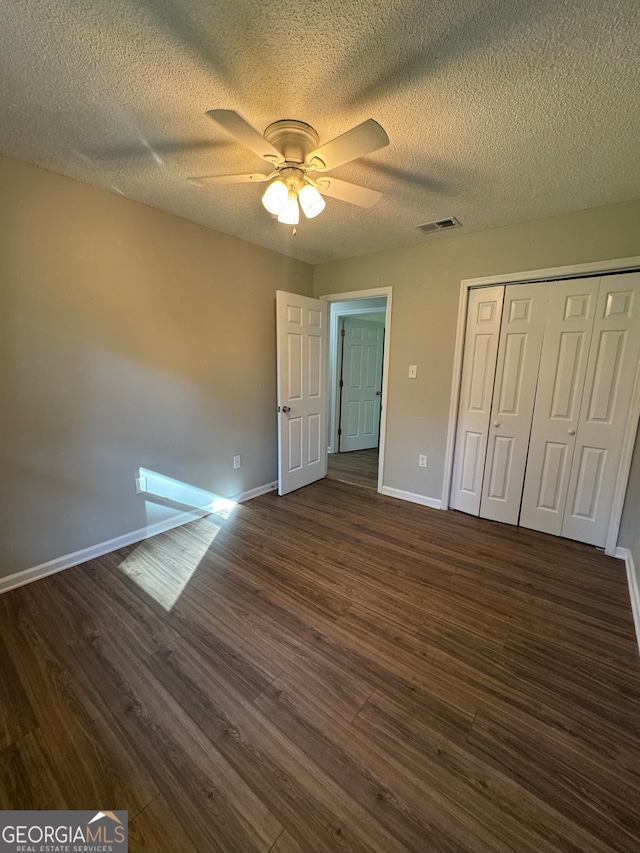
[327,448,379,490]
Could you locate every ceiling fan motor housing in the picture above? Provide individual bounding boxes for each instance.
[264,120,319,165]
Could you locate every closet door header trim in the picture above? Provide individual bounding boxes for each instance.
[462,256,640,289]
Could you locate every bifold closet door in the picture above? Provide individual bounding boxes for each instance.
[450,286,504,514]
[452,273,640,546]
[479,283,548,524]
[519,278,601,537]
[562,272,640,546]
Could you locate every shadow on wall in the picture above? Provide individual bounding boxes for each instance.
[117,468,236,610]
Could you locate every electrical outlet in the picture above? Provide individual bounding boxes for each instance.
[408,364,417,378]
[419,455,428,468]
[135,476,147,494]
[233,455,241,469]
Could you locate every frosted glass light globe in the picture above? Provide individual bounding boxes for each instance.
[261,180,288,216]
[299,183,326,219]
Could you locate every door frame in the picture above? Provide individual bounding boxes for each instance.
[320,287,393,494]
[442,255,640,557]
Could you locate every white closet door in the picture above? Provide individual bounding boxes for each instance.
[450,286,504,515]
[562,272,640,546]
[520,278,600,536]
[480,283,548,524]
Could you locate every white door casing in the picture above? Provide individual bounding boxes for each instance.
[562,272,640,546]
[339,316,385,452]
[450,286,505,515]
[480,283,548,525]
[321,286,393,495]
[276,291,328,496]
[519,278,600,536]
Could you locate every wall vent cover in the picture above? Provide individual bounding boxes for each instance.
[416,217,461,233]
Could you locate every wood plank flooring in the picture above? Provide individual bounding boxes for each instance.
[327,448,378,489]
[1,477,640,852]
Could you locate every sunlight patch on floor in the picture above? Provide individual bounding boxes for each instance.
[118,468,236,610]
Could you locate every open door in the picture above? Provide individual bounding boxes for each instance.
[276,291,328,496]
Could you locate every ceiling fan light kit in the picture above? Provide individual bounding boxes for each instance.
[261,169,326,222]
[190,110,390,226]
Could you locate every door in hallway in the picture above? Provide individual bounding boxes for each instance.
[339,316,384,452]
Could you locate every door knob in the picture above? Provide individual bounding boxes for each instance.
[493,422,500,428]
[568,428,576,435]
[376,390,382,396]
[281,406,291,413]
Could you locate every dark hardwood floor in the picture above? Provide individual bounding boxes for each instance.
[2,477,640,852]
[327,448,378,489]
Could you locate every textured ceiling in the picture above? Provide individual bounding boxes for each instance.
[1,0,639,264]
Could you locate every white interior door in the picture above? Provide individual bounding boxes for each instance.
[562,273,640,546]
[450,286,504,515]
[519,278,600,536]
[276,291,328,496]
[480,283,548,524]
[339,316,385,452]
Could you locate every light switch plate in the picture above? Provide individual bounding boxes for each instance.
[409,364,417,378]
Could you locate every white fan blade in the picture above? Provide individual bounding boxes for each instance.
[307,119,389,171]
[206,110,283,164]
[188,173,271,187]
[317,177,382,208]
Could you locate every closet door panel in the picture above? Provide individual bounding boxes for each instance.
[450,286,504,515]
[520,278,600,536]
[562,272,640,546]
[480,283,547,524]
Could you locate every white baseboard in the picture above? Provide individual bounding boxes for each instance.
[616,546,640,655]
[234,481,277,503]
[379,486,443,510]
[0,480,277,596]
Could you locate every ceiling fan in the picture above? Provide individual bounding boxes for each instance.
[189,110,389,225]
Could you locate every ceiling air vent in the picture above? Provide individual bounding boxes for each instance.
[416,216,461,234]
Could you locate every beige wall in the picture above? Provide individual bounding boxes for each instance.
[0,155,313,579]
[314,199,640,556]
